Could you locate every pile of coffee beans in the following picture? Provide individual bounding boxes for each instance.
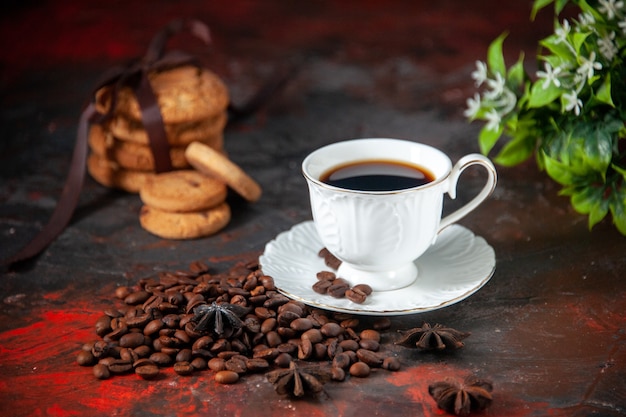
[76,259,400,391]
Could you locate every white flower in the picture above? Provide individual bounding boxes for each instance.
[555,19,571,44]
[598,0,624,20]
[464,93,482,118]
[619,18,626,35]
[536,62,562,89]
[563,90,583,116]
[577,12,596,29]
[484,73,505,100]
[598,32,618,61]
[471,61,488,87]
[577,51,603,81]
[484,108,502,132]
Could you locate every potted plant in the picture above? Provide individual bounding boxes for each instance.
[465,0,626,235]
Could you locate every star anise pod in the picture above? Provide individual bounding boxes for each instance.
[428,375,493,416]
[192,302,249,338]
[395,322,470,351]
[266,361,330,397]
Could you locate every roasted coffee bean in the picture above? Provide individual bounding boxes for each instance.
[311,281,333,294]
[301,328,323,344]
[326,338,341,359]
[356,349,384,367]
[215,370,239,384]
[290,318,313,332]
[91,341,109,358]
[93,364,110,380]
[298,337,313,360]
[119,332,145,348]
[225,357,247,374]
[190,357,207,370]
[176,349,192,363]
[174,361,194,376]
[339,339,360,352]
[320,322,343,338]
[245,358,270,372]
[352,284,373,295]
[273,352,293,368]
[359,338,380,352]
[314,342,328,359]
[349,361,371,377]
[120,347,139,364]
[135,364,160,380]
[108,359,133,374]
[373,317,392,331]
[265,331,282,348]
[115,286,132,300]
[327,281,349,298]
[360,329,381,342]
[340,318,360,329]
[331,366,346,381]
[316,271,336,281]
[259,275,276,291]
[261,318,277,334]
[208,357,227,372]
[382,357,401,371]
[76,350,96,366]
[254,307,275,319]
[253,347,279,361]
[332,352,352,369]
[149,352,173,366]
[345,288,368,304]
[143,319,164,336]
[95,315,112,337]
[276,326,297,340]
[124,290,150,305]
[277,310,300,327]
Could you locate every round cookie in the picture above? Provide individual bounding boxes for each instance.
[185,142,262,202]
[87,123,114,158]
[95,66,229,123]
[139,170,227,213]
[109,112,227,146]
[87,153,154,193]
[112,139,190,171]
[139,202,231,240]
[89,125,189,171]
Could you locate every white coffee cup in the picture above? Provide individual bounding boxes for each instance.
[302,138,497,292]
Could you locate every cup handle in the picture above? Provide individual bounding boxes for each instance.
[438,153,497,232]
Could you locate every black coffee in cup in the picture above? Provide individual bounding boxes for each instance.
[320,159,434,191]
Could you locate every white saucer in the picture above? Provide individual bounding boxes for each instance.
[259,221,495,316]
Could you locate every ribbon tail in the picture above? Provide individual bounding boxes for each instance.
[136,74,172,173]
[3,104,96,268]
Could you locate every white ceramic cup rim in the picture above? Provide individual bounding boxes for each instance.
[301,138,452,195]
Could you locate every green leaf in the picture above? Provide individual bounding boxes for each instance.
[540,35,575,62]
[570,185,604,215]
[478,125,504,155]
[572,32,590,55]
[494,133,536,166]
[527,81,562,108]
[612,163,626,180]
[542,151,576,185]
[507,53,526,90]
[588,198,610,229]
[595,74,614,107]
[531,0,555,20]
[487,33,508,77]
[609,186,626,235]
[582,128,613,175]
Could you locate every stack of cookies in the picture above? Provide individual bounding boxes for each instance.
[87,65,229,193]
[138,141,262,240]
